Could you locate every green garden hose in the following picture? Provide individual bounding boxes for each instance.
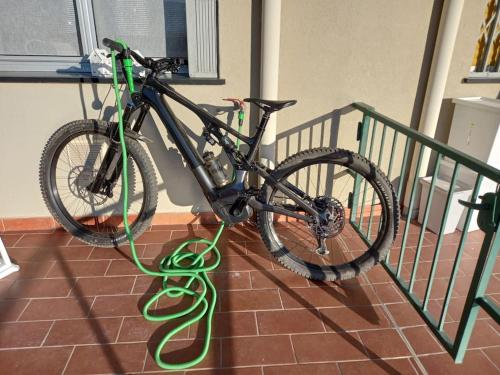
[111,47,243,370]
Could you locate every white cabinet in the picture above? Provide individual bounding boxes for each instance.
[441,97,500,231]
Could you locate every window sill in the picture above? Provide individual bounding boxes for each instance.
[0,71,226,85]
[462,76,500,84]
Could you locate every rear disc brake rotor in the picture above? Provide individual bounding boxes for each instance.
[309,196,345,239]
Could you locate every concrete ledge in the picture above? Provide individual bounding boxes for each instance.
[0,205,383,232]
[0,212,219,232]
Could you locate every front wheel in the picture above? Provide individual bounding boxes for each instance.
[257,148,399,281]
[39,120,158,247]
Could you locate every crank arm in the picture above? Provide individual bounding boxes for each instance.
[248,197,314,223]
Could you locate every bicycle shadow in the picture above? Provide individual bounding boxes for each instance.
[3,232,131,374]
[134,223,402,373]
[139,101,248,214]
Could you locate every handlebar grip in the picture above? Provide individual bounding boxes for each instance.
[102,38,124,53]
[175,58,187,65]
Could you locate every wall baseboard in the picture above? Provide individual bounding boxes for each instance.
[0,212,219,232]
[0,204,383,232]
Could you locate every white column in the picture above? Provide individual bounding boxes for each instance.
[259,0,282,169]
[404,0,464,213]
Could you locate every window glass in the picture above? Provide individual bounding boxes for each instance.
[0,0,81,56]
[92,0,188,58]
[470,0,499,74]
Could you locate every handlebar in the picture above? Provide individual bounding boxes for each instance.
[102,37,187,73]
[102,38,125,53]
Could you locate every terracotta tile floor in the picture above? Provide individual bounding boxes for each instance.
[0,222,498,374]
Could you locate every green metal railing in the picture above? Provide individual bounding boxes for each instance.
[348,102,500,363]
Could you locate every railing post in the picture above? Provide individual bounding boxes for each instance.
[368,124,387,238]
[359,120,377,230]
[409,153,442,292]
[438,175,483,330]
[423,163,460,310]
[350,114,371,224]
[452,224,500,362]
[397,143,424,278]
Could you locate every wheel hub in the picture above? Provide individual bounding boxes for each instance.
[68,166,109,206]
[309,196,345,239]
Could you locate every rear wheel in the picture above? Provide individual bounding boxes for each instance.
[39,120,158,247]
[257,148,399,281]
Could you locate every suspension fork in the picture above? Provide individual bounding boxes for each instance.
[87,104,149,194]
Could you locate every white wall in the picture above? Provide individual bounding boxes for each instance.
[0,0,497,219]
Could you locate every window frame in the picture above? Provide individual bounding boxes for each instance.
[0,0,220,80]
[466,0,500,83]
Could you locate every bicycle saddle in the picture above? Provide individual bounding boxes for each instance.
[244,98,297,112]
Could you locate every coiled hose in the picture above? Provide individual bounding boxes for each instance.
[111,50,238,370]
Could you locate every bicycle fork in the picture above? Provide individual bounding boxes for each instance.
[87,104,149,196]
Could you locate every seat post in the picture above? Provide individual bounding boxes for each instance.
[246,111,272,162]
[257,111,271,130]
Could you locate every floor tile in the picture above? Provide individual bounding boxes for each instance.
[211,271,252,290]
[0,299,29,321]
[70,275,135,296]
[221,335,295,367]
[5,278,75,298]
[319,305,391,332]
[135,230,172,244]
[88,244,145,259]
[91,294,144,317]
[219,289,282,311]
[65,342,147,374]
[143,338,221,371]
[219,254,274,272]
[0,346,73,375]
[419,349,499,375]
[280,285,379,309]
[402,326,445,355]
[481,346,500,369]
[131,275,163,294]
[46,259,110,277]
[250,269,309,289]
[106,259,151,276]
[15,232,72,247]
[7,246,93,262]
[257,308,324,334]
[190,311,258,338]
[385,302,425,327]
[292,332,368,362]
[2,261,53,280]
[371,283,405,303]
[443,320,500,349]
[118,315,189,342]
[19,297,93,320]
[337,358,419,375]
[190,367,261,375]
[1,233,23,247]
[0,321,52,348]
[263,363,341,374]
[44,317,122,345]
[358,329,412,358]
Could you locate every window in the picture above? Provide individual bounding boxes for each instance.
[469,0,500,79]
[0,0,218,78]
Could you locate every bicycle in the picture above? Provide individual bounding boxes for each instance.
[40,38,399,281]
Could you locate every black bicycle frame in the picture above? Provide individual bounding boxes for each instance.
[94,73,317,225]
